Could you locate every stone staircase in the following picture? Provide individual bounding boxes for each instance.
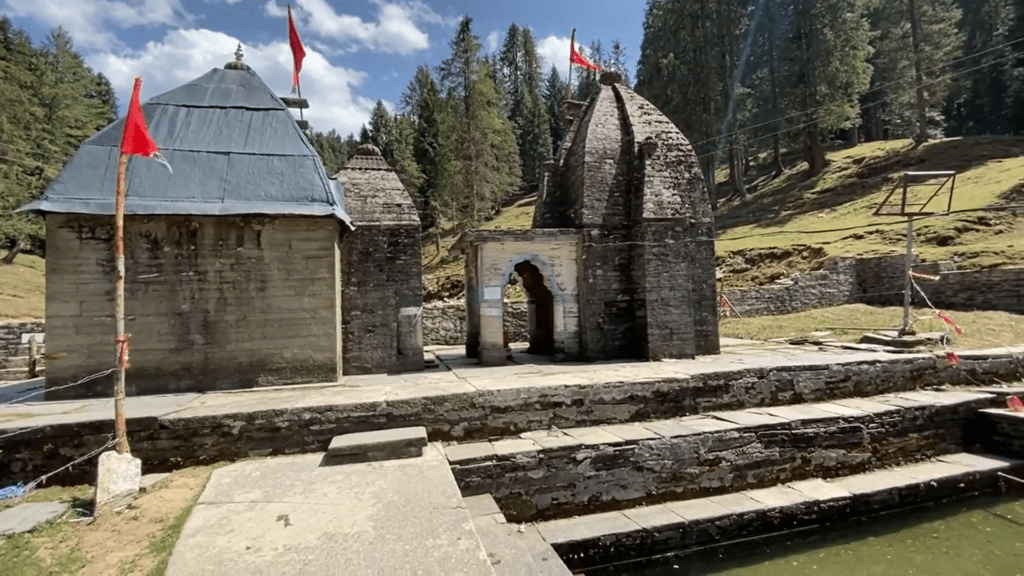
[437,388,1022,571]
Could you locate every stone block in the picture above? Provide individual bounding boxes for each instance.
[664,498,732,522]
[563,426,624,446]
[322,426,427,465]
[536,511,640,545]
[601,423,661,442]
[621,504,685,530]
[787,478,852,501]
[0,502,68,535]
[445,442,497,464]
[707,493,766,513]
[94,450,142,513]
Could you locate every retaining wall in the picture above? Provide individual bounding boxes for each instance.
[722,255,1024,317]
[423,301,528,346]
[0,350,1020,486]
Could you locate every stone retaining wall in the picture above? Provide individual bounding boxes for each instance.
[423,301,528,346]
[721,255,1024,317]
[0,320,44,355]
[0,351,1020,486]
[449,395,989,522]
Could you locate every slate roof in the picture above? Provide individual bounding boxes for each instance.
[333,145,418,226]
[18,64,351,227]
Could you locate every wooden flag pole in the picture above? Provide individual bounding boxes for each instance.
[113,151,130,455]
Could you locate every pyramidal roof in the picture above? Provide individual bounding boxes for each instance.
[19,63,351,227]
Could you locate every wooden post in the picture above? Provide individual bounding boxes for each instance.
[114,152,130,455]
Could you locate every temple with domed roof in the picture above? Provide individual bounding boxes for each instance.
[453,71,720,365]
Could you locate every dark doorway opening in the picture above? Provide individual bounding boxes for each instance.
[514,261,555,356]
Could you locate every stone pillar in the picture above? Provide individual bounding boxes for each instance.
[396,306,423,371]
[465,248,481,358]
[478,285,507,366]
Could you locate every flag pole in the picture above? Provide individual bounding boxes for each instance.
[113,149,130,455]
[566,28,576,101]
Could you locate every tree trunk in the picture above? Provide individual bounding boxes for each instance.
[850,124,860,145]
[729,143,747,199]
[804,127,826,177]
[704,155,719,211]
[767,0,785,180]
[1,239,25,265]
[908,0,929,144]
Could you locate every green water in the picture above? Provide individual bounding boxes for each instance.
[585,495,1024,576]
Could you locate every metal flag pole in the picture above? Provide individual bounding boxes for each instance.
[566,28,576,101]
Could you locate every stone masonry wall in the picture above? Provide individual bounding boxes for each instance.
[721,254,1024,317]
[1,350,1019,486]
[423,302,528,347]
[0,321,44,356]
[451,395,989,522]
[44,214,340,398]
[341,225,424,374]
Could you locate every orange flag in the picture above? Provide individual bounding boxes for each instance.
[288,4,306,93]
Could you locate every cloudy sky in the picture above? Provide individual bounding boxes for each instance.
[2,0,644,136]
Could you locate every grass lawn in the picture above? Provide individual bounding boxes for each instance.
[0,464,221,576]
[720,304,1024,351]
[0,254,44,320]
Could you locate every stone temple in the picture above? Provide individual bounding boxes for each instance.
[18,53,424,399]
[453,71,720,365]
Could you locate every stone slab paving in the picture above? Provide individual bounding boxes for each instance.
[0,501,67,535]
[166,444,494,576]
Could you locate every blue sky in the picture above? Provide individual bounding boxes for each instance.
[2,0,645,136]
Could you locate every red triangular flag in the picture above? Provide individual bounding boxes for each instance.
[570,41,602,72]
[288,4,306,93]
[120,77,171,172]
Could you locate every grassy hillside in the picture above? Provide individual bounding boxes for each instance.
[0,254,44,320]
[716,137,1024,287]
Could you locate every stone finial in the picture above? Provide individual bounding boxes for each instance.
[224,43,249,70]
[599,71,623,86]
[354,143,382,157]
[639,136,659,158]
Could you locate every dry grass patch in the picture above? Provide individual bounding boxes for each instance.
[0,464,220,576]
[720,304,1024,351]
[0,254,44,320]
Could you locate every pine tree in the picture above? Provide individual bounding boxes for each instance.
[389,115,424,193]
[945,0,1013,135]
[436,17,521,228]
[367,100,394,156]
[785,0,873,175]
[607,40,632,87]
[496,25,552,187]
[401,65,445,228]
[1003,0,1024,133]
[543,66,568,155]
[497,24,523,116]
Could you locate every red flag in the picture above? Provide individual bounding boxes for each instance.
[570,40,602,72]
[120,77,171,172]
[288,4,306,93]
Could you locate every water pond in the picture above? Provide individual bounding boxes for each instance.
[584,494,1024,576]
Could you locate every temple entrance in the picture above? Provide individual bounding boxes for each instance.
[506,261,555,356]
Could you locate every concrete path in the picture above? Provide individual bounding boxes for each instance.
[166,444,494,576]
[4,340,1017,429]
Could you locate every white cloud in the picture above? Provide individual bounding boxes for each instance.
[0,0,191,50]
[87,28,376,136]
[265,0,446,55]
[487,30,500,54]
[537,34,572,80]
[263,0,286,17]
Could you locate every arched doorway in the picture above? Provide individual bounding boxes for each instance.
[513,261,555,355]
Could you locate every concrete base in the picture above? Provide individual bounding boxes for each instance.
[94,450,141,514]
[0,502,67,535]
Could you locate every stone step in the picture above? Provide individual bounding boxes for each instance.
[534,452,1023,572]
[444,389,995,523]
[320,426,428,466]
[0,366,44,381]
[463,494,572,576]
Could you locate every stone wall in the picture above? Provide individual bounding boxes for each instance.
[341,225,423,374]
[0,321,44,356]
[721,254,1024,317]
[1,350,1019,486]
[423,302,528,346]
[450,396,989,522]
[44,214,341,398]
